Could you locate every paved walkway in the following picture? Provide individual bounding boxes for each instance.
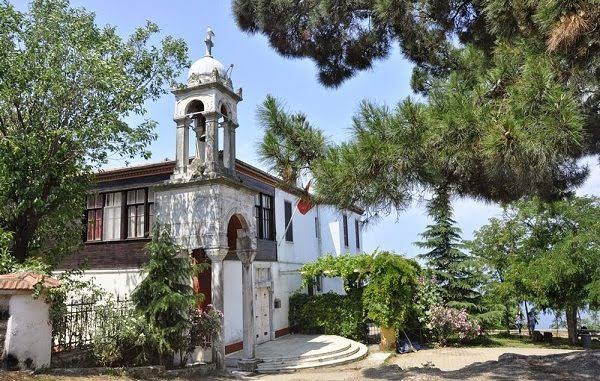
[392,347,578,371]
[244,346,581,380]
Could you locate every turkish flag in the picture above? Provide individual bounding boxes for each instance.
[297,181,313,215]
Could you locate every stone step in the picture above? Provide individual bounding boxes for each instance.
[258,341,359,367]
[257,341,368,373]
[259,341,353,363]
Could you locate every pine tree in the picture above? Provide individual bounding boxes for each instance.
[131,225,199,365]
[415,187,481,312]
[235,1,599,206]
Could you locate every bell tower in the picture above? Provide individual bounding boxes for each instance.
[171,27,243,181]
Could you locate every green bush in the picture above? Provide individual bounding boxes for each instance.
[363,252,418,330]
[289,290,365,342]
[92,302,160,367]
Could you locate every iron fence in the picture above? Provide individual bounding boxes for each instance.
[365,321,381,344]
[52,296,131,352]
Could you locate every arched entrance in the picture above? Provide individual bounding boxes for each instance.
[191,248,211,310]
[227,214,245,254]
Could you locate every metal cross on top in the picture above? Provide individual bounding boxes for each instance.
[205,27,215,57]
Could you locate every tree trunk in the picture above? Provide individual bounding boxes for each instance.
[524,301,531,336]
[11,227,29,263]
[565,305,578,345]
[504,303,511,335]
[9,214,39,263]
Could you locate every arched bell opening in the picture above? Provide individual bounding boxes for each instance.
[186,100,207,160]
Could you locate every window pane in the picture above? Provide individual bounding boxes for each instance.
[87,210,95,240]
[355,219,360,248]
[254,194,261,206]
[136,189,145,204]
[284,201,293,242]
[113,192,122,206]
[343,215,349,247]
[87,195,95,209]
[103,204,121,240]
[95,194,103,208]
[262,195,271,209]
[95,210,102,240]
[137,205,145,237]
[127,190,136,205]
[128,206,136,238]
[147,188,154,203]
[148,204,155,233]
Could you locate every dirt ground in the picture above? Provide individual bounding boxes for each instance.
[0,348,597,381]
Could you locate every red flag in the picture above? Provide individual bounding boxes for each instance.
[297,181,313,215]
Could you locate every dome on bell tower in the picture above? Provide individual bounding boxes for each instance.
[188,55,226,81]
[186,27,232,87]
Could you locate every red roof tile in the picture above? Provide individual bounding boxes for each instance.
[0,272,61,291]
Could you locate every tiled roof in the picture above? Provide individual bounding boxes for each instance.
[0,272,61,291]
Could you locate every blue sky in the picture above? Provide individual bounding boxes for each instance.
[14,1,600,325]
[42,0,597,259]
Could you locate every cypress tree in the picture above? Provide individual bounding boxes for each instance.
[416,187,481,312]
[131,225,199,365]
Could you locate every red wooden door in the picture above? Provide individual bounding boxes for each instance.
[192,249,211,310]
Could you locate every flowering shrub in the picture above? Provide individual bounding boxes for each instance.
[189,305,223,349]
[427,306,481,345]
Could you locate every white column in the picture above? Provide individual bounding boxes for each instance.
[174,117,189,178]
[236,232,258,372]
[206,247,228,370]
[222,121,232,170]
[230,122,237,174]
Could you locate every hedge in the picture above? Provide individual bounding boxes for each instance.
[289,290,365,342]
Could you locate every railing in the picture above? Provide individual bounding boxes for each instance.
[365,321,381,344]
[52,296,131,352]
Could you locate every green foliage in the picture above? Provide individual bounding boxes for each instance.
[363,252,418,329]
[92,302,160,367]
[416,189,482,313]
[257,95,327,184]
[131,225,202,364]
[299,251,419,330]
[0,0,188,262]
[470,196,600,343]
[413,275,443,326]
[289,291,365,342]
[239,1,598,208]
[468,215,524,331]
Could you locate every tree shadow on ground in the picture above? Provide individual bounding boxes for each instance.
[361,351,599,380]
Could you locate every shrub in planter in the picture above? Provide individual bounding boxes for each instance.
[362,252,418,348]
[289,291,365,342]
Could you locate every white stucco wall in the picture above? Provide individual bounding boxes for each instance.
[57,268,145,299]
[3,293,52,370]
[223,260,242,344]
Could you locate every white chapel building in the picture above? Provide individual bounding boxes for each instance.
[59,29,363,368]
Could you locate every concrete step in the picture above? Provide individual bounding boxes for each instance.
[258,341,353,363]
[257,340,368,373]
[258,341,359,367]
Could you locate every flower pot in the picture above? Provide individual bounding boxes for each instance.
[380,326,397,350]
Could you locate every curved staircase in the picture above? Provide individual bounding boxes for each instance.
[226,334,368,373]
